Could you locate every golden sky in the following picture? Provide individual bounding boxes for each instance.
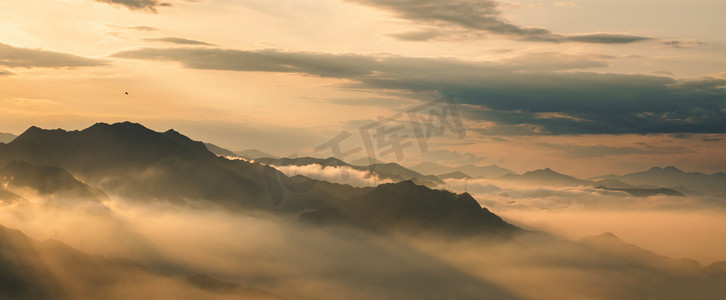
[1,0,725,177]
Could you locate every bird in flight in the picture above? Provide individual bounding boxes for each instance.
[124,92,129,95]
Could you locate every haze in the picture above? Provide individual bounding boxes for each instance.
[1,1,726,299]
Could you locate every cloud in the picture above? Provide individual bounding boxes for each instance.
[347,0,652,44]
[501,51,611,70]
[93,0,171,13]
[661,39,706,49]
[111,47,726,135]
[0,69,13,76]
[386,30,442,41]
[419,149,485,166]
[128,25,160,31]
[269,163,393,187]
[538,143,652,158]
[534,112,589,122]
[564,33,653,44]
[112,48,382,77]
[144,37,214,46]
[0,42,107,69]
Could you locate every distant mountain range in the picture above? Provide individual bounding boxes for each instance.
[203,139,712,198]
[437,171,472,180]
[410,161,516,179]
[236,149,279,160]
[594,166,726,195]
[204,144,279,160]
[494,168,686,197]
[204,143,239,157]
[0,122,517,236]
[0,132,17,143]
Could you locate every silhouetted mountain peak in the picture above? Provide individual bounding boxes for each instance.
[0,122,217,179]
[13,126,66,143]
[523,168,565,177]
[663,166,686,174]
[597,232,621,241]
[647,166,685,174]
[437,171,471,180]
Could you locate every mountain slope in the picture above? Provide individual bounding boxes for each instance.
[301,180,518,236]
[234,149,278,160]
[204,143,239,158]
[0,224,284,300]
[0,160,108,205]
[495,168,592,186]
[411,162,515,178]
[0,132,16,144]
[257,157,445,188]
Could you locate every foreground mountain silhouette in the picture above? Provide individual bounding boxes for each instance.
[0,122,516,236]
[0,160,109,205]
[0,224,284,300]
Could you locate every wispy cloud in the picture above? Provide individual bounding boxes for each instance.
[144,37,214,46]
[111,47,726,135]
[348,0,653,44]
[93,0,171,13]
[0,42,107,68]
[127,25,160,31]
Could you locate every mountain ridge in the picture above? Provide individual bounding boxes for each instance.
[0,122,517,236]
[593,166,726,195]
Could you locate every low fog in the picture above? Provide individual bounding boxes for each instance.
[269,163,392,187]
[2,187,726,299]
[444,177,726,264]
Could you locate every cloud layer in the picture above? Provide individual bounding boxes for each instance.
[144,37,213,46]
[112,47,726,135]
[348,0,652,43]
[0,42,106,69]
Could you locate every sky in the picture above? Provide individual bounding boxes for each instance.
[1,0,725,177]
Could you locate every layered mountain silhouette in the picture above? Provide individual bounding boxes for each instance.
[437,171,472,180]
[0,224,284,300]
[594,166,726,195]
[494,168,685,197]
[0,132,16,144]
[0,122,516,236]
[235,149,279,160]
[204,143,239,158]
[496,168,591,186]
[301,180,517,236]
[255,156,445,188]
[0,160,108,205]
[411,161,515,178]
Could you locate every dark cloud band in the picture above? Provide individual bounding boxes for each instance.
[349,0,652,44]
[144,37,214,46]
[112,47,726,135]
